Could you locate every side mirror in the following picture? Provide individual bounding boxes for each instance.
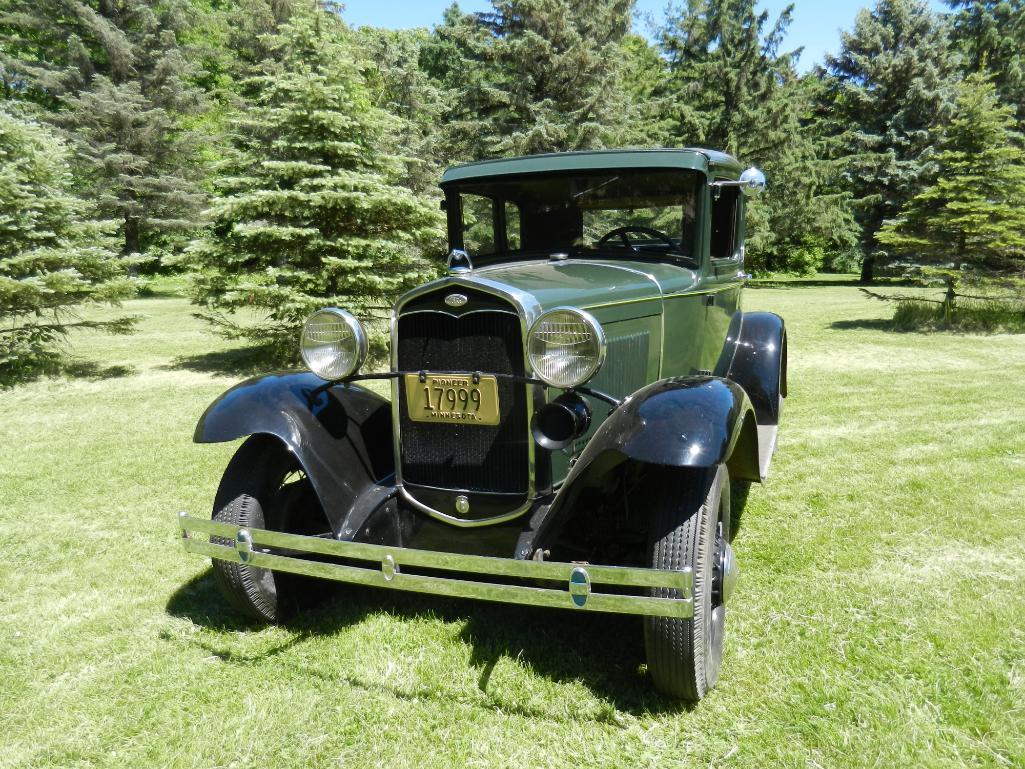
[739,167,766,197]
[710,167,766,197]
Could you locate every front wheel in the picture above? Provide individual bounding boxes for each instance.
[210,435,332,622]
[644,464,734,701]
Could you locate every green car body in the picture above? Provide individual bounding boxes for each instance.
[179,148,787,701]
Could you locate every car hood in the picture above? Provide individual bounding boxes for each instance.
[469,259,697,316]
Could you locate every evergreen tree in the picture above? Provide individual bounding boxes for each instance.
[619,33,672,147]
[357,25,449,194]
[948,1,1025,129]
[877,74,1025,273]
[0,0,208,259]
[424,0,635,159]
[0,108,137,380]
[188,8,442,355]
[822,0,959,281]
[658,0,857,273]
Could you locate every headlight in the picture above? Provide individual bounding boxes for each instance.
[299,308,368,380]
[527,307,606,388]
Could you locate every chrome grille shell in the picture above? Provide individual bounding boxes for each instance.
[390,276,543,527]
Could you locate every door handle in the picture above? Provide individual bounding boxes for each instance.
[704,294,715,306]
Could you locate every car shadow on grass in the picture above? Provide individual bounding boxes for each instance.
[166,568,694,716]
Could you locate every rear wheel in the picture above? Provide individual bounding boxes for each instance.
[644,464,733,701]
[210,435,332,622]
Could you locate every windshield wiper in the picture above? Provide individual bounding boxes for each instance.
[572,176,620,200]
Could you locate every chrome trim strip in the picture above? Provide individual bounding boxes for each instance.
[399,308,519,319]
[179,512,693,618]
[391,276,543,526]
[662,283,743,299]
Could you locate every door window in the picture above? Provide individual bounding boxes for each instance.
[710,187,740,259]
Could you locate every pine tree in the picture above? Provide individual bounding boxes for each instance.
[424,0,635,160]
[822,0,959,281]
[0,0,208,259]
[948,1,1025,130]
[188,8,443,356]
[657,0,857,273]
[877,74,1025,273]
[0,108,137,381]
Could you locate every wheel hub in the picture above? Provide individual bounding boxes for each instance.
[712,538,739,605]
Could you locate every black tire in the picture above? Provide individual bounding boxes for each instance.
[210,435,331,622]
[644,464,730,701]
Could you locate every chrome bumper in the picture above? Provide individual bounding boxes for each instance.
[177,513,693,619]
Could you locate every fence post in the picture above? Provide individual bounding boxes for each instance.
[943,279,956,323]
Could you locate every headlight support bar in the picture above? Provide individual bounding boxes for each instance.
[316,371,622,408]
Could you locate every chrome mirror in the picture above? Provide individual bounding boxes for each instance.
[738,167,766,197]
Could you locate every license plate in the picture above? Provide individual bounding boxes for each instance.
[404,373,501,426]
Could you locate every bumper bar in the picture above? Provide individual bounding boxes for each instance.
[178,513,693,619]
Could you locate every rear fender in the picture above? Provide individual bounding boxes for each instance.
[715,311,787,425]
[194,373,395,533]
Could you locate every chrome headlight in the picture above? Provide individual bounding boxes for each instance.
[527,307,606,389]
[299,308,368,380]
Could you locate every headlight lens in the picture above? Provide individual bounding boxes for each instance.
[299,308,368,380]
[527,307,606,388]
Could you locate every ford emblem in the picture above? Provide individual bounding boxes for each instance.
[445,293,468,308]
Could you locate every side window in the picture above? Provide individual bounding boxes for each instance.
[462,194,496,254]
[504,201,521,250]
[709,187,739,259]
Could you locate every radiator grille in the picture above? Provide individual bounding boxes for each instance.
[397,307,528,494]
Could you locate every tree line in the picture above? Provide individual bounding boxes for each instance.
[1,0,1024,376]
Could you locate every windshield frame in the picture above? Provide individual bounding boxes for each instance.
[442,168,707,269]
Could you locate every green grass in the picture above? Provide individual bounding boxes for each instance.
[2,283,1024,768]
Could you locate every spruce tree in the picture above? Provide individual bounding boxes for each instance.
[357,26,449,194]
[424,0,635,159]
[657,0,857,273]
[822,0,959,281]
[188,8,442,356]
[0,0,207,259]
[619,33,673,147]
[877,74,1025,273]
[948,1,1025,129]
[0,109,137,381]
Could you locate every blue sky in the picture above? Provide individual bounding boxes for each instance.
[341,0,948,71]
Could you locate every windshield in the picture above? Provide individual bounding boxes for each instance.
[447,169,701,264]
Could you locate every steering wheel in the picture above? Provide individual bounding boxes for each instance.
[596,226,675,252]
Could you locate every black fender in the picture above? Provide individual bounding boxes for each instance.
[518,376,760,557]
[715,311,787,425]
[194,372,395,534]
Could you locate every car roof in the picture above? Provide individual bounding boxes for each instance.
[440,148,743,184]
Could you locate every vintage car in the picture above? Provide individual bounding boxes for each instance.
[177,148,787,702]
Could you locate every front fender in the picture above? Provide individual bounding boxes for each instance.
[590,376,758,472]
[195,372,395,532]
[518,377,760,557]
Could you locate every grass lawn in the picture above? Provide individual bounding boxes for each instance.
[2,281,1023,768]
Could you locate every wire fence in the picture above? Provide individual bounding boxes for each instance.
[860,283,1025,329]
